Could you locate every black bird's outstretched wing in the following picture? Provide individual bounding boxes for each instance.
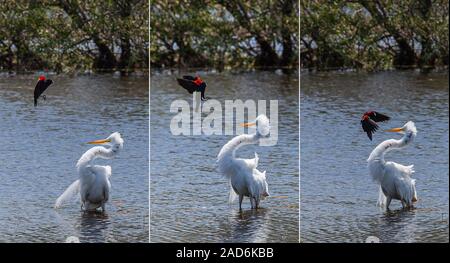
[177,78,197,94]
[361,111,390,140]
[182,75,196,81]
[34,79,53,106]
[361,117,378,141]
[367,111,390,122]
[177,75,207,99]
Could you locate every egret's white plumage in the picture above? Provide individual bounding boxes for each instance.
[367,121,418,209]
[55,132,123,212]
[218,115,271,210]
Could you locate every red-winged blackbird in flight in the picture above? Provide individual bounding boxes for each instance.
[177,75,208,101]
[34,75,53,106]
[361,111,390,140]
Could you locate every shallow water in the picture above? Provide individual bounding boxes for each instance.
[300,71,449,243]
[0,75,148,242]
[150,71,299,242]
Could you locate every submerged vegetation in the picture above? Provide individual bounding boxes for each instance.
[150,0,299,71]
[0,0,148,74]
[301,0,449,71]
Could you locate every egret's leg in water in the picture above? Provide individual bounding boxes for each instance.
[239,195,243,211]
[401,200,406,209]
[250,197,255,209]
[255,198,260,209]
[386,197,392,210]
[85,201,91,212]
[101,203,106,213]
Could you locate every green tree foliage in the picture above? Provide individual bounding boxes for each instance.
[0,0,149,74]
[300,0,449,71]
[150,0,299,71]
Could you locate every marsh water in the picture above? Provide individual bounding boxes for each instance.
[0,74,148,242]
[150,71,299,242]
[301,71,449,243]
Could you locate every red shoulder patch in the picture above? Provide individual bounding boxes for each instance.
[193,77,203,86]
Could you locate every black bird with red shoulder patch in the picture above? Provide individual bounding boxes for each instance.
[176,75,208,101]
[34,75,53,106]
[361,111,390,140]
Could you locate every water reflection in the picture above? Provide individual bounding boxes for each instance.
[78,212,112,243]
[232,209,270,243]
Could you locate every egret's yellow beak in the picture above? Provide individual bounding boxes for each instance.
[87,139,111,144]
[240,122,256,127]
[385,127,403,133]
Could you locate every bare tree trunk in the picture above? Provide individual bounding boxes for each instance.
[280,0,296,71]
[359,1,416,69]
[92,37,117,71]
[219,0,280,69]
[416,0,436,72]
[116,0,132,75]
[58,0,117,72]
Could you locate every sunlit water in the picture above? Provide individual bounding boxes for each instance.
[150,71,299,242]
[301,71,449,243]
[0,74,148,242]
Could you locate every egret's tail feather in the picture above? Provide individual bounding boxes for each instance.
[55,180,80,209]
[377,186,387,207]
[228,180,238,203]
[229,189,238,203]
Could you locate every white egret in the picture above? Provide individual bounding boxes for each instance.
[367,121,418,209]
[217,114,271,210]
[55,132,124,212]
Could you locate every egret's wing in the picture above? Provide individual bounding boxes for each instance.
[90,165,112,179]
[244,152,259,169]
[388,163,416,206]
[55,180,80,209]
[383,162,417,206]
[249,168,267,198]
[90,165,112,202]
[398,164,414,177]
[385,162,414,178]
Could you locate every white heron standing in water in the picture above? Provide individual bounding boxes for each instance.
[367,121,418,209]
[55,132,124,212]
[217,114,271,210]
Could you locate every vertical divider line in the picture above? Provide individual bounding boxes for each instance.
[148,0,151,244]
[298,0,301,244]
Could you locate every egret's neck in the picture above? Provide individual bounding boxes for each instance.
[76,144,121,170]
[368,130,416,163]
[218,133,258,161]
